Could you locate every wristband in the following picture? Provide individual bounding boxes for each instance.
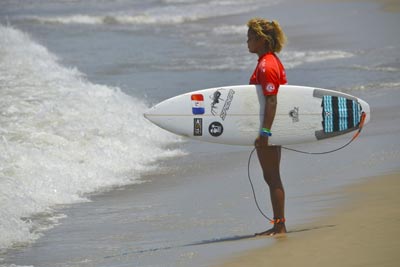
[260,127,272,137]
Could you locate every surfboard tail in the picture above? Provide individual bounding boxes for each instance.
[358,98,371,125]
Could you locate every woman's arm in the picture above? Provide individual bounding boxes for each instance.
[255,94,277,147]
[262,94,277,129]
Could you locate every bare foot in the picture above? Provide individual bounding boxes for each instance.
[255,227,276,236]
[255,223,287,236]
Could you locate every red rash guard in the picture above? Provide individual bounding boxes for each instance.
[249,52,287,96]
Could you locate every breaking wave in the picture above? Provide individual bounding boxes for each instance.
[0,25,185,251]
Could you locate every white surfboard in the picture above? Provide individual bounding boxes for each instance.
[144,85,370,146]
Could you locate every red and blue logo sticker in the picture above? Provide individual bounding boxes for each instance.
[191,94,205,115]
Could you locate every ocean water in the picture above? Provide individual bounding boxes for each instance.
[1,0,400,266]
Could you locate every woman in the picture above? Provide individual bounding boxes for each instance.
[247,18,287,235]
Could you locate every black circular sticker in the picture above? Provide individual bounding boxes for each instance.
[209,121,223,137]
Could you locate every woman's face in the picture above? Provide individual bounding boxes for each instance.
[247,29,265,55]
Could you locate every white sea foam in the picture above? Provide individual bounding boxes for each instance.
[157,49,354,71]
[0,25,185,251]
[210,24,355,70]
[348,82,400,91]
[16,0,278,26]
[351,64,400,73]
[283,50,355,69]
[212,25,248,36]
[26,14,104,25]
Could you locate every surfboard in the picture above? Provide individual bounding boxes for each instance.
[144,85,370,146]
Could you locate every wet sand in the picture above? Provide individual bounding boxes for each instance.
[216,173,400,267]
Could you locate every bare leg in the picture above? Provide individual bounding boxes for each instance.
[255,145,286,235]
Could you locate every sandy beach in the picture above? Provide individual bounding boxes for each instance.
[217,173,400,267]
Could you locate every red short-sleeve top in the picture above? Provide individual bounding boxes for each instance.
[249,53,287,96]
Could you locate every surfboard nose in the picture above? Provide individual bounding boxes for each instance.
[143,107,155,122]
[143,103,158,123]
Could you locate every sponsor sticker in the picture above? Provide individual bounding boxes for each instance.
[191,94,205,115]
[211,91,222,116]
[209,121,223,137]
[220,89,235,120]
[210,89,235,120]
[289,107,299,122]
[193,118,203,136]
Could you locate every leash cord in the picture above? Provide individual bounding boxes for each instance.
[247,147,273,222]
[247,137,356,221]
[247,112,366,221]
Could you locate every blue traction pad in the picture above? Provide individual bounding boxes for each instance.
[322,95,361,133]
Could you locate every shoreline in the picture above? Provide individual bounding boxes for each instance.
[215,172,400,267]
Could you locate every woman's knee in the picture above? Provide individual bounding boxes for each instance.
[263,171,283,189]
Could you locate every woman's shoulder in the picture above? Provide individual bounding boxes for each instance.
[259,53,281,66]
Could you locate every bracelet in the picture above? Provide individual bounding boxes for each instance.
[260,127,272,137]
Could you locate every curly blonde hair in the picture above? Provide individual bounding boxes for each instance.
[247,18,286,53]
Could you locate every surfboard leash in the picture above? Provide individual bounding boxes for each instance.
[281,111,367,155]
[247,147,274,222]
[247,112,367,221]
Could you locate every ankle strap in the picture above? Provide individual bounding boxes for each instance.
[270,218,286,224]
